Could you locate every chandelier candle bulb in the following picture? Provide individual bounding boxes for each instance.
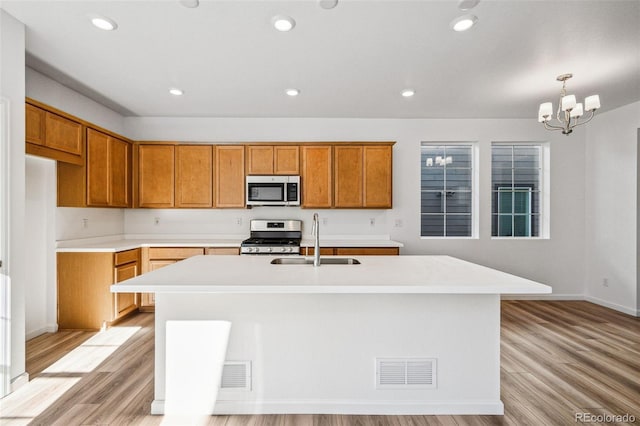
[585,95,601,111]
[570,103,584,118]
[561,94,576,111]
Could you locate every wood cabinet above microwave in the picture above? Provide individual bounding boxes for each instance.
[246,145,299,175]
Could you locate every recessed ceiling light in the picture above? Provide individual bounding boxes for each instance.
[91,16,118,31]
[401,89,415,98]
[450,14,478,32]
[286,88,300,97]
[318,0,338,10]
[272,15,296,32]
[169,88,184,96]
[179,0,199,8]
[458,0,480,11]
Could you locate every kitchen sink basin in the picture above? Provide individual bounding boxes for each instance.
[270,257,361,265]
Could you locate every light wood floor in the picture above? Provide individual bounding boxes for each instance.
[1,301,639,425]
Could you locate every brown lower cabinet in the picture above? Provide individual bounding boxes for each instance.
[138,246,240,311]
[304,247,400,256]
[57,248,140,330]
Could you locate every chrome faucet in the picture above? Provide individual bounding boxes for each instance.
[312,213,321,266]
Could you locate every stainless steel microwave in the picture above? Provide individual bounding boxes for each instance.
[246,175,300,206]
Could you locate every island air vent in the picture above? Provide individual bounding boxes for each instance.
[220,361,251,391]
[375,358,436,389]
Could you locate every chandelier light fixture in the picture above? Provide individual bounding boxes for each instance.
[538,73,601,135]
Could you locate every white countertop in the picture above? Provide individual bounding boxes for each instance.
[56,235,403,252]
[111,254,551,295]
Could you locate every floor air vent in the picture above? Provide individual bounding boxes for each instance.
[220,361,251,391]
[376,358,436,389]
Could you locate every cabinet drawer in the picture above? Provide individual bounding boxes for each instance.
[115,262,138,282]
[148,247,205,260]
[334,247,399,256]
[115,248,140,266]
[206,247,240,255]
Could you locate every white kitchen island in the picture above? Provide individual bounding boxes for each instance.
[111,255,550,416]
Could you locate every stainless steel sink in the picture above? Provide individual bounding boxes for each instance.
[270,257,361,265]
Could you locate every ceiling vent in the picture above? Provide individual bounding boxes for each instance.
[376,358,436,389]
[220,361,251,391]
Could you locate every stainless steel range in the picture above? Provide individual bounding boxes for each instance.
[240,219,302,255]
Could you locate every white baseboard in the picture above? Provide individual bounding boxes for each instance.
[585,295,639,317]
[151,399,504,416]
[10,372,29,392]
[25,324,58,341]
[501,294,584,301]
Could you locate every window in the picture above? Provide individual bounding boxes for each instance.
[420,144,474,237]
[491,144,544,237]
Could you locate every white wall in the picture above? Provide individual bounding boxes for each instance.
[25,156,57,338]
[26,67,127,136]
[124,116,586,298]
[585,101,640,315]
[57,208,125,241]
[1,9,27,388]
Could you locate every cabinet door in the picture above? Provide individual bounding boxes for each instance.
[274,146,299,175]
[334,145,363,208]
[301,146,333,208]
[110,137,130,207]
[246,145,274,175]
[26,104,45,145]
[215,146,245,208]
[138,145,175,208]
[86,129,110,206]
[363,146,392,208]
[176,145,213,208]
[45,112,83,156]
[114,262,138,318]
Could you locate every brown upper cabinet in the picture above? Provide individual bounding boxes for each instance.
[215,145,245,208]
[334,144,392,209]
[137,144,175,208]
[136,144,214,208]
[334,145,364,208]
[57,127,131,208]
[25,100,84,165]
[246,145,299,175]
[363,145,392,208]
[86,128,131,207]
[301,145,333,208]
[175,145,213,208]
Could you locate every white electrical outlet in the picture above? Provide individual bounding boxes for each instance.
[369,218,375,227]
[603,278,609,287]
[82,218,88,228]
[236,217,243,226]
[154,217,160,225]
[394,219,403,228]
[322,218,328,226]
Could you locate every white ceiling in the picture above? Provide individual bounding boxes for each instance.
[2,0,640,119]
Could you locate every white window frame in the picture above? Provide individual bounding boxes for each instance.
[420,142,479,239]
[491,142,550,239]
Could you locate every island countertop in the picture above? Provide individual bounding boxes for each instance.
[111,254,551,295]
